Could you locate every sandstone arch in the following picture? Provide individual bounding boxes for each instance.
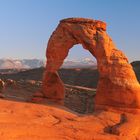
[41,18,140,109]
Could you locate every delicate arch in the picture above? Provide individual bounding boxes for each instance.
[40,18,140,109]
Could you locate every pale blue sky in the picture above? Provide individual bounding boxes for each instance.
[0,0,140,62]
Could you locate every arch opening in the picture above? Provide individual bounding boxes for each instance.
[60,44,98,88]
[61,44,97,69]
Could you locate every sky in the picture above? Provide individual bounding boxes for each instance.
[0,0,140,62]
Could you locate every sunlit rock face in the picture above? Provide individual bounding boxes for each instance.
[41,17,140,109]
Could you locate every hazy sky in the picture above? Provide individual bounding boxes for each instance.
[0,0,140,62]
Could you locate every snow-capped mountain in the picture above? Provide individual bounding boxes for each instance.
[22,59,45,69]
[0,58,97,69]
[0,59,45,69]
[62,58,97,68]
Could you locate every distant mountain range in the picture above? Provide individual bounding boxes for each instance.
[0,58,97,69]
[0,61,140,89]
[62,58,97,69]
[0,59,45,69]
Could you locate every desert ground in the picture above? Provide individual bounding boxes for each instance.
[0,69,139,140]
[0,98,140,140]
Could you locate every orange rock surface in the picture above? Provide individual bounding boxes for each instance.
[0,99,140,140]
[41,17,140,109]
[0,82,139,140]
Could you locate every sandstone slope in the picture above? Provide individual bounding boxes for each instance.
[0,99,140,140]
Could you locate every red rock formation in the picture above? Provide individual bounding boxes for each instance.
[41,17,140,109]
[42,71,65,100]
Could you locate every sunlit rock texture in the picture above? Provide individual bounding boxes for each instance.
[42,18,140,109]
